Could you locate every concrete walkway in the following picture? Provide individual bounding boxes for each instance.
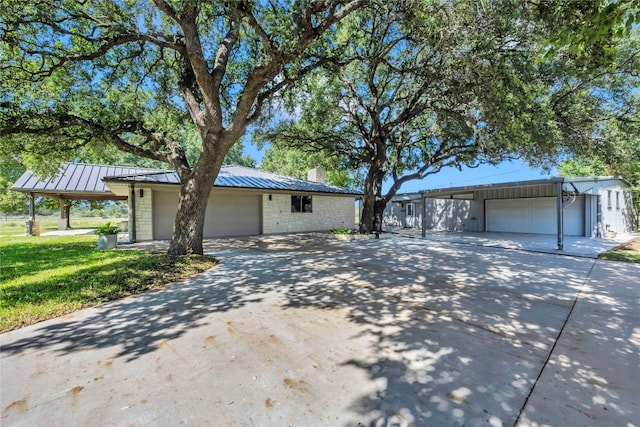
[1,236,638,426]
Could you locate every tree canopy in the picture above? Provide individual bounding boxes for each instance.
[258,1,640,232]
[1,0,364,253]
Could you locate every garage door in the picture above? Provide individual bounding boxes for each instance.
[486,197,584,236]
[153,190,261,240]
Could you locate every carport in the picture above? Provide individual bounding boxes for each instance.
[10,163,157,235]
[416,176,633,251]
[420,178,569,250]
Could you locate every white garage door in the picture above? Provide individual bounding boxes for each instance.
[486,197,584,236]
[153,190,261,240]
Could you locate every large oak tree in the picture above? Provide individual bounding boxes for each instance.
[258,1,640,233]
[0,0,364,254]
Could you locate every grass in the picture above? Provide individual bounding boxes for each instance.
[0,235,217,332]
[599,237,640,264]
[0,216,126,236]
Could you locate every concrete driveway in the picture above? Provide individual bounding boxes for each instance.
[2,235,638,426]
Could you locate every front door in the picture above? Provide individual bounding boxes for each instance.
[405,202,415,228]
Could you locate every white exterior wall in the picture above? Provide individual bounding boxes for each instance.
[424,199,473,231]
[599,183,632,234]
[262,193,355,234]
[389,177,632,237]
[135,187,154,241]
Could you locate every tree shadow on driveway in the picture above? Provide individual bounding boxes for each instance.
[3,236,634,426]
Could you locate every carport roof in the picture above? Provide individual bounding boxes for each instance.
[417,176,629,198]
[10,163,161,200]
[419,177,564,198]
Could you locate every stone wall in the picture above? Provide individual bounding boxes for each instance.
[135,188,154,241]
[262,193,355,234]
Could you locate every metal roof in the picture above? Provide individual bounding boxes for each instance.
[416,176,628,198]
[104,165,362,195]
[10,163,162,200]
[12,163,361,198]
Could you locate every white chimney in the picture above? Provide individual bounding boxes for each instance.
[307,167,326,184]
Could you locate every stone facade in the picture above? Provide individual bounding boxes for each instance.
[262,193,355,234]
[130,186,357,240]
[130,187,153,241]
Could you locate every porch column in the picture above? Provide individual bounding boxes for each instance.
[29,193,36,222]
[58,199,70,230]
[421,193,427,238]
[556,181,564,250]
[26,193,37,236]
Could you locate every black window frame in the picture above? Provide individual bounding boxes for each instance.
[291,195,313,213]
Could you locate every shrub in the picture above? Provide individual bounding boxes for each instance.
[330,228,354,235]
[94,222,121,235]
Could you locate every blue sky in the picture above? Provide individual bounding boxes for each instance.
[242,142,556,194]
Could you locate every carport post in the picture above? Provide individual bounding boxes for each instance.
[556,181,564,250]
[421,192,427,238]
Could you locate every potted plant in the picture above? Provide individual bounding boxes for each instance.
[95,222,121,249]
[603,224,617,239]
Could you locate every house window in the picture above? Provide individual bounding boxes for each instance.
[616,191,620,210]
[607,190,612,209]
[291,195,312,213]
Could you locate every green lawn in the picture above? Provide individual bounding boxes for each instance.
[0,216,127,236]
[599,237,640,264]
[0,235,217,332]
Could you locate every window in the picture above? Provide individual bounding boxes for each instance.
[616,191,620,210]
[607,190,612,209]
[406,203,414,216]
[291,195,312,213]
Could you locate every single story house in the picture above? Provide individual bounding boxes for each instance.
[12,163,361,241]
[384,176,634,249]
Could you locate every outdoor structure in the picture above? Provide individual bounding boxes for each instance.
[384,177,634,249]
[11,164,157,234]
[12,163,361,241]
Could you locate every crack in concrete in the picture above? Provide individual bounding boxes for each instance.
[512,259,598,426]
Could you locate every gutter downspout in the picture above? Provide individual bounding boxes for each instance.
[130,183,137,243]
[556,180,564,251]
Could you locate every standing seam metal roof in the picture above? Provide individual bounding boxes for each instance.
[105,165,362,195]
[10,163,163,194]
[12,163,362,196]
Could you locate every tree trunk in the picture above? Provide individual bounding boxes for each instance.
[359,164,386,234]
[168,160,222,255]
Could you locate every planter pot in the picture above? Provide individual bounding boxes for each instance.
[97,234,118,249]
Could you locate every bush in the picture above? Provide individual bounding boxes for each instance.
[94,222,121,235]
[330,228,354,235]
